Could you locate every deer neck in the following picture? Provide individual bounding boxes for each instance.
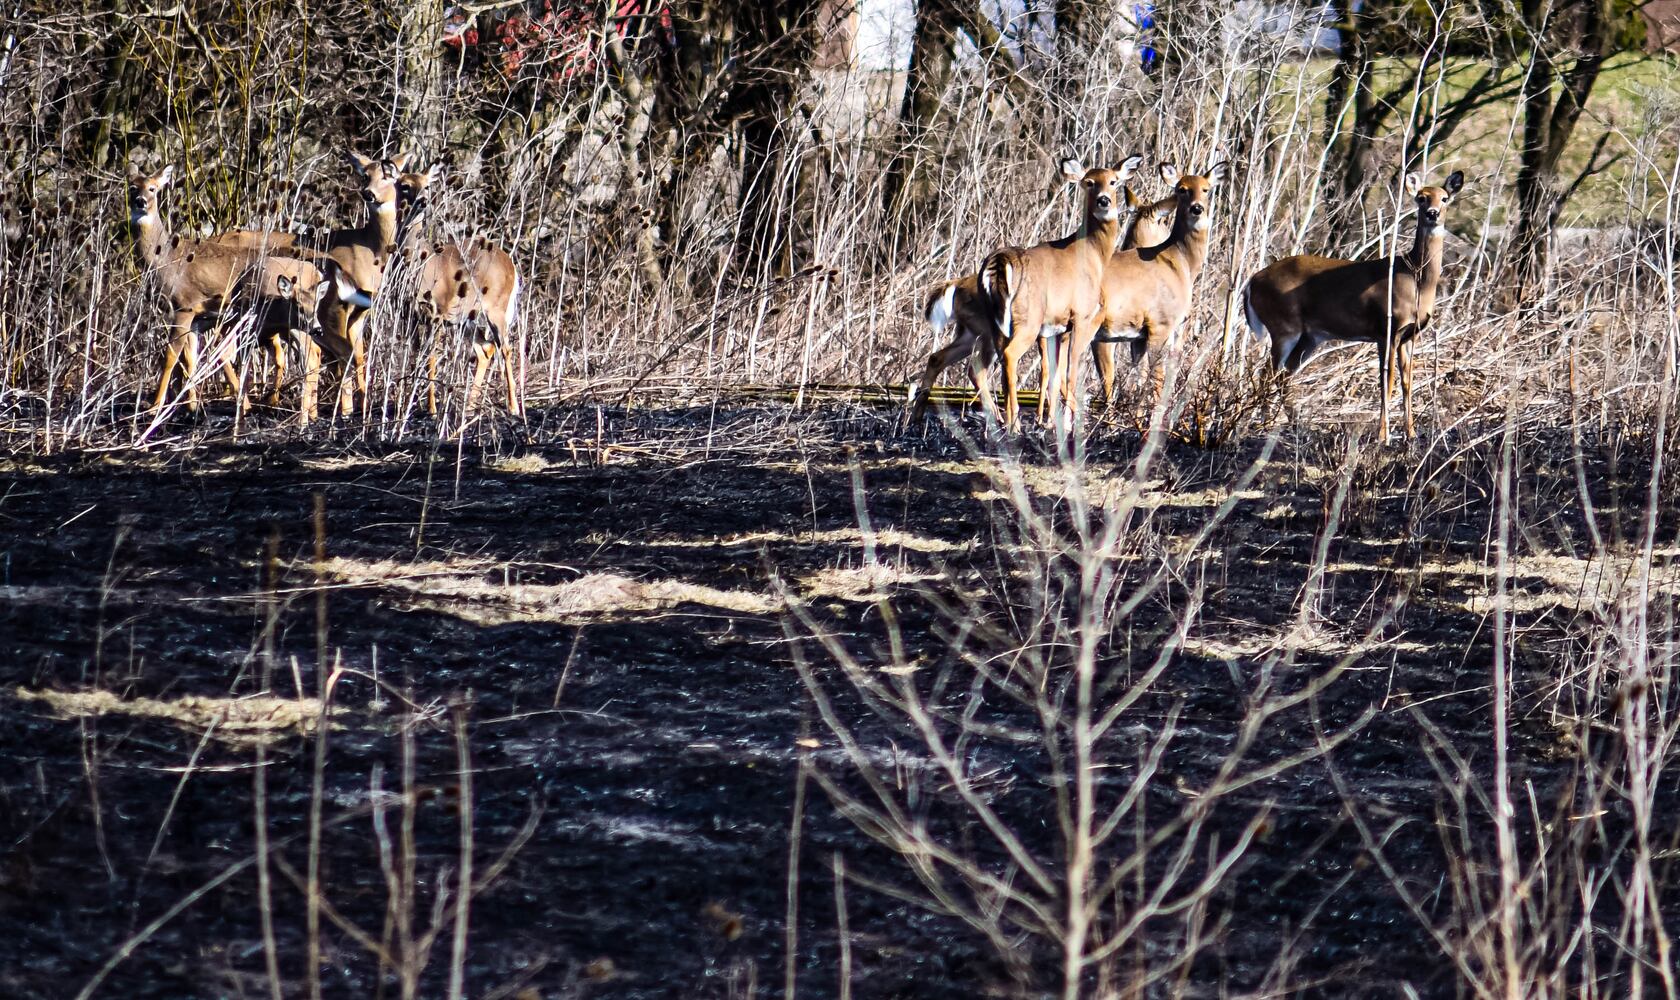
[1165,212,1211,276]
[351,199,399,256]
[1406,221,1445,294]
[1081,212,1123,263]
[131,198,173,271]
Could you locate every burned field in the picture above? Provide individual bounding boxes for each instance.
[2,404,1676,997]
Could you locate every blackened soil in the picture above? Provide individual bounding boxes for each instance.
[1,404,1675,998]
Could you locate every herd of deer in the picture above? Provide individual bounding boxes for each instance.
[126,152,522,427]
[908,156,1465,441]
[126,148,1463,443]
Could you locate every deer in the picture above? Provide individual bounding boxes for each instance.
[969,155,1141,432]
[907,164,1164,424]
[294,154,405,420]
[1242,170,1465,440]
[1065,161,1228,423]
[189,151,403,418]
[127,166,327,421]
[1089,178,1178,407]
[391,162,523,421]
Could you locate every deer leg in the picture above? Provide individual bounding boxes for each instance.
[1377,336,1393,442]
[466,341,494,415]
[494,324,522,416]
[1063,316,1098,436]
[426,346,440,417]
[180,330,205,413]
[1092,340,1117,413]
[1004,303,1045,434]
[425,321,445,418]
[151,313,194,412]
[968,331,1001,425]
[351,313,369,397]
[265,335,286,408]
[345,310,370,418]
[297,334,321,427]
[1400,338,1416,439]
[220,341,246,415]
[1037,331,1061,425]
[911,327,978,419]
[1036,328,1065,425]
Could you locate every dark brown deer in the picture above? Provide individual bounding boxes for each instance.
[1243,170,1465,439]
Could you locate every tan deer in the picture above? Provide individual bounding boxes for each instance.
[392,163,523,420]
[1243,169,1464,439]
[195,151,403,418]
[1089,179,1178,406]
[128,166,326,419]
[1067,161,1227,420]
[975,155,1141,431]
[907,167,1164,424]
[296,154,405,420]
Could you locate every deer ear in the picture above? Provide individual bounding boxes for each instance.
[388,152,413,172]
[1124,185,1143,208]
[1115,153,1144,178]
[1059,157,1086,183]
[424,163,444,185]
[1405,172,1423,197]
[346,151,377,177]
[1443,170,1464,197]
[1157,162,1178,185]
[276,275,293,296]
[1205,162,1228,184]
[157,165,176,187]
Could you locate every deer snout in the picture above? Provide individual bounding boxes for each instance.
[1424,207,1441,224]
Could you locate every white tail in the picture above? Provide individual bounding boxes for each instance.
[926,282,956,333]
[1242,280,1266,345]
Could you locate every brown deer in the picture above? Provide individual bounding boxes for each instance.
[392,163,523,420]
[972,155,1141,431]
[1069,161,1228,420]
[1242,169,1464,439]
[196,151,403,419]
[907,167,1173,424]
[298,154,405,420]
[1089,177,1178,406]
[128,166,325,420]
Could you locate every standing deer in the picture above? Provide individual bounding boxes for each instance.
[1089,178,1178,406]
[1242,170,1465,439]
[907,160,1157,423]
[194,151,403,419]
[978,155,1142,432]
[1071,161,1228,420]
[127,166,325,420]
[392,163,523,420]
[296,153,405,420]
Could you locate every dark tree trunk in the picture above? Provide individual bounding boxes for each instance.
[1324,0,1389,233]
[1509,0,1613,300]
[882,0,959,220]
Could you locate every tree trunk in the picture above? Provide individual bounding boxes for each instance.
[882,0,959,220]
[1509,0,1612,301]
[1324,0,1388,234]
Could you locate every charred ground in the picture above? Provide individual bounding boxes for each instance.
[1,403,1675,997]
